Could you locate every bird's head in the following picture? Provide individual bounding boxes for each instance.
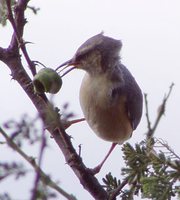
[57,33,122,76]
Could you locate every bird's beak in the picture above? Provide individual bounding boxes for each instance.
[56,58,77,77]
[57,59,73,69]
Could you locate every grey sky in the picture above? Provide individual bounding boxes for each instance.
[1,0,180,199]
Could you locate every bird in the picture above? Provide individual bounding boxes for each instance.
[58,33,143,173]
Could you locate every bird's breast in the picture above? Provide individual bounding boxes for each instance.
[79,73,132,143]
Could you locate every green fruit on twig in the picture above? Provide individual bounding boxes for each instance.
[33,68,62,94]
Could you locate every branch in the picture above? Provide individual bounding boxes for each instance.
[144,83,175,162]
[6,0,36,75]
[0,47,7,61]
[145,83,174,139]
[0,127,77,200]
[0,1,108,199]
[1,55,107,199]
[144,93,152,133]
[30,127,47,200]
[156,138,180,160]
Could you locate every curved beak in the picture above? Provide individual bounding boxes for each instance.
[56,58,77,77]
[56,59,73,70]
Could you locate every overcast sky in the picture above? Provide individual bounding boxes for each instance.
[1,0,180,199]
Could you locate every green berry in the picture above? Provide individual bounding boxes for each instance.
[33,68,62,94]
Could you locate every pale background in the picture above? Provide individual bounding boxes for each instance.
[0,0,180,199]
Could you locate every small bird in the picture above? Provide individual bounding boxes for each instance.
[58,33,143,173]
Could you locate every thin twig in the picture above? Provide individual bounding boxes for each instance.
[144,93,152,133]
[0,127,77,200]
[145,83,174,139]
[151,83,174,135]
[1,1,109,199]
[27,5,40,14]
[33,60,47,68]
[6,0,21,44]
[30,126,47,200]
[5,0,36,75]
[1,47,108,199]
[156,138,180,160]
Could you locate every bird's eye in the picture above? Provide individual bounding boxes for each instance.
[76,50,93,62]
[76,53,87,61]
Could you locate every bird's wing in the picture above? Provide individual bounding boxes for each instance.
[121,64,143,130]
[125,86,143,130]
[111,64,143,130]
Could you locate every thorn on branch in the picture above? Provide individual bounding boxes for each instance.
[27,5,40,14]
[78,144,82,157]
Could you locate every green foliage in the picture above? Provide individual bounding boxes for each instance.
[122,141,180,199]
[3,114,40,147]
[0,193,12,200]
[122,142,150,183]
[0,161,27,180]
[0,0,39,26]
[0,1,179,199]
[0,0,16,26]
[0,0,8,26]
[102,172,121,193]
[32,182,57,200]
[103,140,180,199]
